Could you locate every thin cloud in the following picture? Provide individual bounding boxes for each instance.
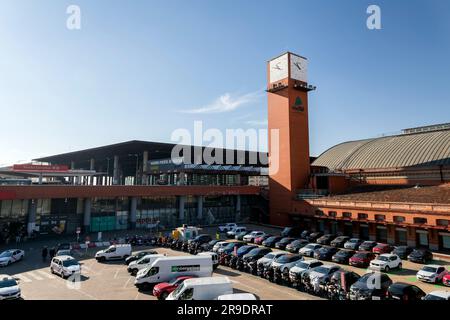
[182,90,264,114]
[246,119,268,126]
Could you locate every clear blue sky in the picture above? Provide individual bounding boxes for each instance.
[1,0,449,165]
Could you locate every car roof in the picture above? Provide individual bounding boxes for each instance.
[378,253,396,257]
[427,290,450,298]
[304,259,321,264]
[54,255,76,260]
[0,274,15,281]
[389,282,414,289]
[321,264,339,269]
[423,264,441,268]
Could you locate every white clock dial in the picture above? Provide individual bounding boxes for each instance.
[290,54,308,82]
[269,53,288,83]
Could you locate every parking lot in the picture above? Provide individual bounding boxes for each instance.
[1,224,449,300]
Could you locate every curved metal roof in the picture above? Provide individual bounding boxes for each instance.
[312,129,450,171]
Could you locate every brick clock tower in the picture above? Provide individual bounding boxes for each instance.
[267,52,316,226]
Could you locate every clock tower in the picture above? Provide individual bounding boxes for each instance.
[267,52,316,226]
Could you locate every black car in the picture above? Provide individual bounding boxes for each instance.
[358,241,378,252]
[331,249,355,264]
[313,246,339,261]
[125,250,158,265]
[280,227,302,237]
[307,232,323,242]
[349,272,393,300]
[188,234,212,246]
[229,245,258,269]
[300,230,311,239]
[407,249,433,263]
[316,234,337,245]
[391,246,414,260]
[387,282,426,301]
[222,241,246,255]
[242,247,272,274]
[199,239,220,252]
[274,237,297,250]
[330,236,350,248]
[329,270,361,293]
[285,239,309,253]
[262,236,284,248]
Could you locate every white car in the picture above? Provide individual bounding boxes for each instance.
[50,255,81,279]
[423,290,450,301]
[218,223,238,233]
[416,264,447,283]
[0,249,25,267]
[226,227,247,238]
[369,254,402,272]
[299,243,322,257]
[0,275,21,300]
[243,231,266,243]
[256,252,286,268]
[212,241,229,253]
[289,259,323,282]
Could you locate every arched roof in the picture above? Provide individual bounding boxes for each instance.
[312,129,450,171]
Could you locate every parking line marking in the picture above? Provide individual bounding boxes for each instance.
[28,272,44,281]
[37,270,55,279]
[123,276,133,289]
[16,274,32,283]
[114,269,120,279]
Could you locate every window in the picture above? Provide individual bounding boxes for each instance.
[342,212,352,219]
[437,219,449,227]
[358,213,368,220]
[315,210,324,216]
[180,288,194,300]
[394,216,405,223]
[414,217,427,225]
[328,211,337,217]
[375,214,385,221]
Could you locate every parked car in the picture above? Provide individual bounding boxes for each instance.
[50,255,81,279]
[152,275,196,300]
[423,290,450,301]
[262,236,284,248]
[229,245,258,269]
[407,249,433,264]
[271,254,303,284]
[416,264,447,283]
[0,275,21,300]
[349,272,392,300]
[316,234,337,245]
[274,237,297,250]
[220,241,246,255]
[235,231,252,241]
[372,243,394,254]
[95,244,132,262]
[358,241,378,252]
[289,259,323,287]
[243,231,266,243]
[330,236,350,248]
[300,230,311,239]
[307,232,323,243]
[218,223,238,233]
[387,282,426,301]
[256,252,287,278]
[242,247,272,274]
[305,264,342,287]
[369,254,402,272]
[313,246,339,261]
[349,251,376,268]
[344,238,363,250]
[188,234,212,247]
[254,234,272,245]
[0,249,25,267]
[299,243,322,257]
[328,270,361,294]
[213,241,229,253]
[286,239,309,253]
[55,249,71,257]
[391,246,414,260]
[442,272,450,287]
[125,250,158,265]
[226,227,247,239]
[280,227,302,237]
[331,249,355,265]
[199,240,220,252]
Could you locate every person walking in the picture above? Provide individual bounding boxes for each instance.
[42,246,48,262]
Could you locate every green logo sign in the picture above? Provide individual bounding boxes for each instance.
[293,96,304,112]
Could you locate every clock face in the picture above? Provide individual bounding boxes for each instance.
[290,54,308,82]
[269,53,288,83]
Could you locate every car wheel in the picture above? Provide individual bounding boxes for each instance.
[131,269,138,276]
[160,291,169,300]
[384,266,390,272]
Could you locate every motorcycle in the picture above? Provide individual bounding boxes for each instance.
[236,258,245,271]
[257,263,266,278]
[281,268,291,286]
[272,267,282,284]
[264,265,274,282]
[247,260,257,275]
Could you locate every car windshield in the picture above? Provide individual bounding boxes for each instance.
[247,248,264,256]
[424,294,446,301]
[312,266,330,274]
[394,247,406,252]
[337,251,350,256]
[353,253,367,259]
[63,259,79,267]
[171,282,185,297]
[349,239,359,243]
[266,237,279,242]
[378,256,389,262]
[291,240,303,246]
[0,279,17,288]
[237,246,255,255]
[412,250,426,255]
[225,243,237,249]
[263,253,275,259]
[305,244,317,249]
[276,255,299,263]
[280,238,293,243]
[422,266,437,272]
[294,261,309,269]
[208,240,217,245]
[0,251,12,258]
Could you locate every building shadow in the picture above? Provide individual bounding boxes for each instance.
[214,267,241,277]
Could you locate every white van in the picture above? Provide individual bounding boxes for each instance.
[127,254,166,276]
[134,255,213,290]
[95,244,132,262]
[217,293,257,300]
[166,276,233,300]
[197,252,219,269]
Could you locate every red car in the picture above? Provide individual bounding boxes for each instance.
[254,234,271,245]
[442,272,450,287]
[152,276,195,300]
[349,251,376,268]
[372,243,394,254]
